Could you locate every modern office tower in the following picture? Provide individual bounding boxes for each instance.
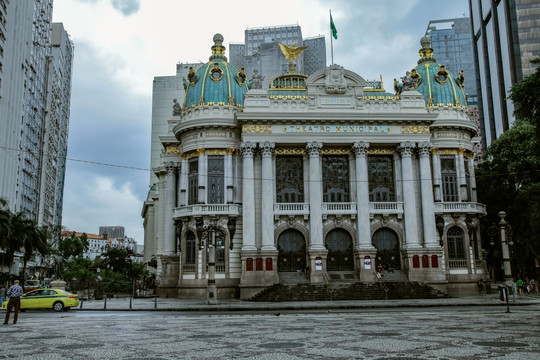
[426,18,477,99]
[38,23,74,229]
[229,24,326,90]
[469,0,540,147]
[99,226,125,239]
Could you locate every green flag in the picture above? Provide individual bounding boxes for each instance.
[330,13,338,39]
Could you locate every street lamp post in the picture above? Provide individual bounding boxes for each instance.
[197,219,218,305]
[489,211,514,281]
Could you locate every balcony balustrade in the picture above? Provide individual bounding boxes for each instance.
[273,203,310,220]
[174,204,240,219]
[434,202,486,215]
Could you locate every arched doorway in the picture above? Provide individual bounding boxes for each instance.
[325,229,354,271]
[278,229,306,272]
[372,228,401,270]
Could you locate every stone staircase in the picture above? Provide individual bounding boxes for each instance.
[250,278,450,302]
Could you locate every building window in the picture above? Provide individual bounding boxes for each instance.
[276,155,304,202]
[464,157,471,201]
[184,231,196,272]
[207,156,224,204]
[447,227,465,260]
[322,155,349,202]
[441,156,459,202]
[368,155,395,202]
[206,231,226,273]
[188,158,198,205]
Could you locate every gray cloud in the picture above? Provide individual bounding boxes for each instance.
[110,0,140,16]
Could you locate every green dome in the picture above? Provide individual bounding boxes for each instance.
[400,35,467,108]
[183,34,249,110]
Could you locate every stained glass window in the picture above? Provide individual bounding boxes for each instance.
[276,156,304,203]
[207,156,224,204]
[322,156,349,202]
[368,155,395,202]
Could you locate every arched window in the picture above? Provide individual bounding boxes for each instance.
[208,156,224,204]
[372,228,401,270]
[188,158,198,205]
[322,155,349,202]
[447,227,465,259]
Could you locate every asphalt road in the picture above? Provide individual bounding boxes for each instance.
[1,305,539,359]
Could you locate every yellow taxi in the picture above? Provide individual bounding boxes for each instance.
[2,288,79,312]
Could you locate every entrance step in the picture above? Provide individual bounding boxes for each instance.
[377,269,408,282]
[250,281,450,302]
[279,271,310,284]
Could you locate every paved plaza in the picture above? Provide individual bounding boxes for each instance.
[1,294,539,359]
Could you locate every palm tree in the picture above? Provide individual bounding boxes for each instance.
[21,224,48,281]
[0,198,11,268]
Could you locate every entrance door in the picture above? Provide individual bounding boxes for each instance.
[278,229,306,272]
[325,229,354,271]
[372,228,401,270]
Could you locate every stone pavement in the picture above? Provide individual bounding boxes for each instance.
[75,292,540,311]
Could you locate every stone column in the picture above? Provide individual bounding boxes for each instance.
[399,142,420,248]
[307,141,324,250]
[163,162,178,254]
[467,154,478,202]
[241,142,257,250]
[352,141,373,249]
[418,142,438,247]
[457,148,467,201]
[260,141,276,250]
[431,149,442,202]
[179,158,188,206]
[197,149,206,204]
[225,148,234,203]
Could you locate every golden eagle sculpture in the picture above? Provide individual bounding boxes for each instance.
[278,42,308,73]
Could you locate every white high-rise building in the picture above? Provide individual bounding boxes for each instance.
[0,0,73,231]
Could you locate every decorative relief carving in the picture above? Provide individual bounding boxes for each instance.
[306,141,323,157]
[206,149,226,156]
[166,146,180,154]
[241,141,257,157]
[401,125,430,134]
[437,149,458,155]
[321,148,350,155]
[274,147,305,155]
[367,148,394,155]
[325,64,347,94]
[398,141,416,156]
[242,125,272,134]
[259,141,275,157]
[352,141,370,156]
[417,142,432,157]
[196,148,205,156]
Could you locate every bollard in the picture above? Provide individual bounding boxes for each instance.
[129,296,132,309]
[154,295,157,309]
[104,294,107,310]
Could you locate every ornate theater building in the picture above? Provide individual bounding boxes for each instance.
[142,34,486,300]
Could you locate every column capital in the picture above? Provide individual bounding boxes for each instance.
[417,141,432,157]
[352,141,370,157]
[241,141,257,158]
[259,141,275,157]
[398,141,416,157]
[306,141,323,157]
[164,161,178,173]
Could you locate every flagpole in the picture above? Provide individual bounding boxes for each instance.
[330,9,334,65]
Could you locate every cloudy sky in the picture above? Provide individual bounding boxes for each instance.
[52,0,469,243]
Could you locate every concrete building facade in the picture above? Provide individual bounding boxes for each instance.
[142,34,486,300]
[0,0,73,230]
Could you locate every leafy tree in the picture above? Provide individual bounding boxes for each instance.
[62,257,96,284]
[58,232,89,259]
[477,60,540,280]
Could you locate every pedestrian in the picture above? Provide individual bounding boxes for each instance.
[0,285,5,305]
[517,277,524,294]
[477,279,485,295]
[4,279,23,325]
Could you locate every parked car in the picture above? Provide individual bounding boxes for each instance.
[23,280,41,293]
[2,288,79,312]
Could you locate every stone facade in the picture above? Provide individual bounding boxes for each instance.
[143,36,486,300]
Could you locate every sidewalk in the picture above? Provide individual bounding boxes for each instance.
[74,293,540,312]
